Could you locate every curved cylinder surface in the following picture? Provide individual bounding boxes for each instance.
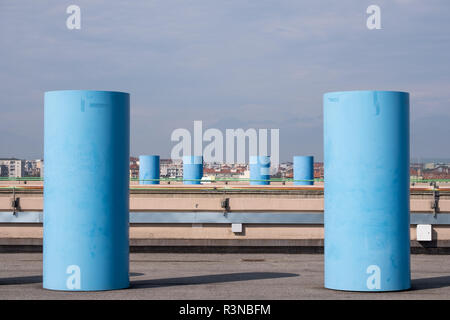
[183,156,203,185]
[43,90,130,291]
[293,156,314,185]
[324,90,410,292]
[139,155,160,185]
[250,156,270,185]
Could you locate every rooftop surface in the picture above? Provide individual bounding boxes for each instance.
[0,253,449,300]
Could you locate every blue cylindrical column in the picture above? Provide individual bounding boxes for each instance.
[43,90,130,291]
[183,156,203,185]
[139,155,160,185]
[293,156,314,185]
[324,90,410,292]
[250,156,270,185]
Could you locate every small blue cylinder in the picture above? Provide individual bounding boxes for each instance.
[250,156,270,185]
[293,156,314,185]
[183,156,203,185]
[139,155,160,184]
[43,90,130,291]
[324,90,410,292]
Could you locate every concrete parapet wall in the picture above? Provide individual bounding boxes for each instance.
[0,185,449,251]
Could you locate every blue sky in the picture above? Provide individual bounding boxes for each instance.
[1,0,449,161]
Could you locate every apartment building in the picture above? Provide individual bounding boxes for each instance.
[0,158,25,178]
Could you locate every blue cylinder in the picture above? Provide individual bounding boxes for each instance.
[250,156,270,185]
[139,155,160,184]
[324,90,410,292]
[293,156,314,185]
[43,90,130,291]
[183,156,203,184]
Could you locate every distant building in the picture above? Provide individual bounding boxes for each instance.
[203,165,247,180]
[24,159,43,177]
[0,164,7,177]
[284,169,293,179]
[166,166,183,178]
[424,162,436,170]
[160,159,183,178]
[422,164,450,180]
[129,157,139,178]
[36,159,43,177]
[314,162,324,179]
[0,158,25,178]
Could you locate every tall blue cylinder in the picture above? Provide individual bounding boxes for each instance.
[324,90,410,292]
[183,156,203,185]
[250,156,270,185]
[139,155,160,184]
[43,90,130,291]
[293,156,314,185]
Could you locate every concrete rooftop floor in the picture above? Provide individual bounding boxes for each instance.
[0,253,449,300]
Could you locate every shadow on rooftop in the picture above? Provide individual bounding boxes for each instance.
[130,272,298,289]
[0,275,42,285]
[0,272,144,286]
[411,275,450,290]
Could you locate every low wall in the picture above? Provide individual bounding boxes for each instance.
[0,184,449,253]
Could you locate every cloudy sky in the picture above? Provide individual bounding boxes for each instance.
[1,0,449,162]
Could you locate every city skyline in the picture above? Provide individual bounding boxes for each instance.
[1,1,450,162]
[2,156,450,179]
